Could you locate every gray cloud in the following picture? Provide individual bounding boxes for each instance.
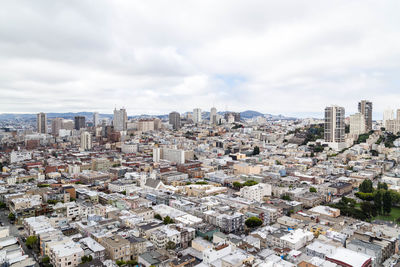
[0,0,399,117]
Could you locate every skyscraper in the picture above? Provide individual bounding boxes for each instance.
[349,113,366,135]
[210,107,217,125]
[93,112,99,127]
[193,108,202,124]
[113,108,127,131]
[324,105,345,143]
[37,112,47,134]
[74,116,86,130]
[169,111,181,130]
[358,100,372,131]
[51,118,63,136]
[80,131,92,151]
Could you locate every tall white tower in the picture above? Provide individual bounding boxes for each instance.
[193,108,202,124]
[93,112,99,127]
[113,108,127,131]
[80,131,92,151]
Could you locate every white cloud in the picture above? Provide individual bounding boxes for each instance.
[0,0,399,118]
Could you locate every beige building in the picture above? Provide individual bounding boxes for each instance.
[100,235,131,262]
[350,113,366,135]
[138,119,155,132]
[233,163,261,175]
[91,158,111,171]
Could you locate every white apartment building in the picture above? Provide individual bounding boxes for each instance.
[203,244,233,265]
[280,229,314,250]
[65,202,80,220]
[240,183,272,202]
[68,165,80,175]
[49,241,84,267]
[193,108,202,124]
[113,108,127,131]
[153,147,185,164]
[350,113,366,135]
[121,142,138,153]
[10,150,32,163]
[80,131,92,151]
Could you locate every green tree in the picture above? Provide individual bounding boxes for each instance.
[243,180,258,187]
[81,255,93,263]
[374,190,383,215]
[361,201,377,218]
[26,236,38,249]
[116,260,126,266]
[8,212,15,221]
[359,180,373,193]
[383,190,392,215]
[281,195,291,201]
[154,214,162,220]
[245,217,263,228]
[253,146,260,155]
[163,216,174,225]
[0,201,6,209]
[356,192,374,201]
[42,256,50,264]
[232,182,243,189]
[166,241,176,250]
[309,187,317,193]
[127,260,138,266]
[378,182,388,190]
[121,190,127,195]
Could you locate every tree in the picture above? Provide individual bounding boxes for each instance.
[374,190,383,215]
[8,212,15,221]
[163,216,174,225]
[361,201,377,218]
[127,260,138,266]
[116,260,126,266]
[359,180,373,193]
[81,255,93,263]
[281,195,291,201]
[245,217,263,228]
[121,190,127,195]
[232,182,243,189]
[253,146,260,155]
[243,180,258,187]
[383,190,392,215]
[378,182,388,190]
[26,236,38,249]
[0,201,6,209]
[154,214,162,220]
[42,256,50,264]
[166,241,176,250]
[309,187,317,193]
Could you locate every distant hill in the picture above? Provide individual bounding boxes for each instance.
[240,110,264,119]
[0,110,296,121]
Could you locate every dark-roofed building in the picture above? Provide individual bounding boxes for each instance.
[138,250,170,267]
[328,182,352,196]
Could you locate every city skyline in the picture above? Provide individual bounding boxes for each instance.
[1,1,400,117]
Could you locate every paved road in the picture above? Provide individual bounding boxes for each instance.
[0,210,40,266]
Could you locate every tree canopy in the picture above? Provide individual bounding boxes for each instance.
[245,216,263,228]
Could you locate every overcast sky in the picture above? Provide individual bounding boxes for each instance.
[1,0,399,118]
